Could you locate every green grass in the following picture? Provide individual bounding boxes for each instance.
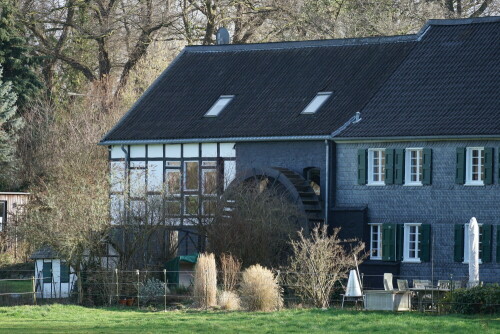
[0,280,32,293]
[0,304,498,333]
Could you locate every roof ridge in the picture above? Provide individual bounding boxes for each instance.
[183,16,500,53]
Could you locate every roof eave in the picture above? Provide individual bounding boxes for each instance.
[99,135,333,146]
[333,134,500,143]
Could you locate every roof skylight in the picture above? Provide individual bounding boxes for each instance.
[205,95,234,117]
[301,92,332,114]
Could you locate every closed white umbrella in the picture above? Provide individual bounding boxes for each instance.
[468,217,480,288]
[346,270,362,297]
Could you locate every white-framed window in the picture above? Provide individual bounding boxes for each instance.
[183,161,199,191]
[204,95,234,117]
[405,148,423,185]
[368,149,385,185]
[0,200,6,232]
[466,147,485,185]
[463,223,483,264]
[301,92,332,114]
[369,224,382,260]
[403,223,421,262]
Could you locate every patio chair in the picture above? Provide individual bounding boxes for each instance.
[413,279,432,289]
[383,273,394,291]
[397,279,409,291]
[437,280,451,290]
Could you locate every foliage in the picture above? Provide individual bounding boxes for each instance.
[443,284,500,314]
[217,290,241,311]
[193,253,217,308]
[219,253,241,292]
[285,225,366,309]
[0,68,22,189]
[239,264,283,311]
[0,1,41,108]
[207,183,302,268]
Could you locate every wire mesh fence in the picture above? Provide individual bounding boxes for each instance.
[0,268,498,314]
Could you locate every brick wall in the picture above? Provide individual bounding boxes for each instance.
[336,140,500,283]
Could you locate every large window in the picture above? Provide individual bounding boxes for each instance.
[0,201,5,232]
[370,224,382,260]
[403,224,421,262]
[466,147,485,185]
[368,149,385,185]
[405,148,423,185]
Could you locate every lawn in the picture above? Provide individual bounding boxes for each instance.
[0,279,32,293]
[0,305,498,333]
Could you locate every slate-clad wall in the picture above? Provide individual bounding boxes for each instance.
[336,140,500,283]
[235,141,327,202]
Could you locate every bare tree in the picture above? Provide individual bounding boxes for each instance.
[285,224,366,309]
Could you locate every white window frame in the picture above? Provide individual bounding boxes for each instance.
[301,92,332,114]
[465,147,485,186]
[463,223,483,264]
[204,95,234,117]
[405,148,423,186]
[403,223,421,263]
[369,224,382,260]
[368,148,385,185]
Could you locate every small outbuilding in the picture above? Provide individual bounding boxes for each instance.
[31,246,77,299]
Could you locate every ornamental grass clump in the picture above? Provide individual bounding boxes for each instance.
[239,264,283,311]
[193,253,217,308]
[218,290,241,311]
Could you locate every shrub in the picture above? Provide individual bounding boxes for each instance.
[219,253,241,292]
[218,290,241,310]
[239,264,283,311]
[285,225,366,308]
[137,278,168,305]
[193,253,217,308]
[445,284,500,314]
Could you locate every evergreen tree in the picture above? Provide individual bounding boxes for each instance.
[0,68,22,189]
[0,1,41,108]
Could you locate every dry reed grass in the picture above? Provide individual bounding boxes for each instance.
[220,253,241,292]
[193,253,217,308]
[218,290,241,311]
[239,264,283,311]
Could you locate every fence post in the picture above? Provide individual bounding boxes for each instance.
[136,269,140,309]
[115,268,119,305]
[32,276,36,305]
[163,269,167,312]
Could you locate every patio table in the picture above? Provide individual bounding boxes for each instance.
[409,287,450,311]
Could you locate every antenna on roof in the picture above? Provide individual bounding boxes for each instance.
[216,27,230,45]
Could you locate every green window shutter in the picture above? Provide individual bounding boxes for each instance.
[394,149,405,185]
[60,262,70,283]
[357,149,367,185]
[484,148,493,185]
[382,224,396,261]
[396,224,404,261]
[422,149,432,185]
[420,224,431,262]
[454,224,464,262]
[496,227,500,263]
[385,149,395,185]
[498,150,500,184]
[456,148,466,185]
[481,224,493,263]
[43,262,52,284]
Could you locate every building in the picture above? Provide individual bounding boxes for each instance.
[100,17,500,284]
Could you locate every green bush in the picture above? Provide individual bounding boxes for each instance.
[445,284,500,314]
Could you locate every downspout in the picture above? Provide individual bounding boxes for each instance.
[324,140,329,225]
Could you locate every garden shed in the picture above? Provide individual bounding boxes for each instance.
[31,246,77,299]
[165,253,197,288]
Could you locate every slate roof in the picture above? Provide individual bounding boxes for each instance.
[101,16,500,144]
[31,246,59,259]
[338,17,500,139]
